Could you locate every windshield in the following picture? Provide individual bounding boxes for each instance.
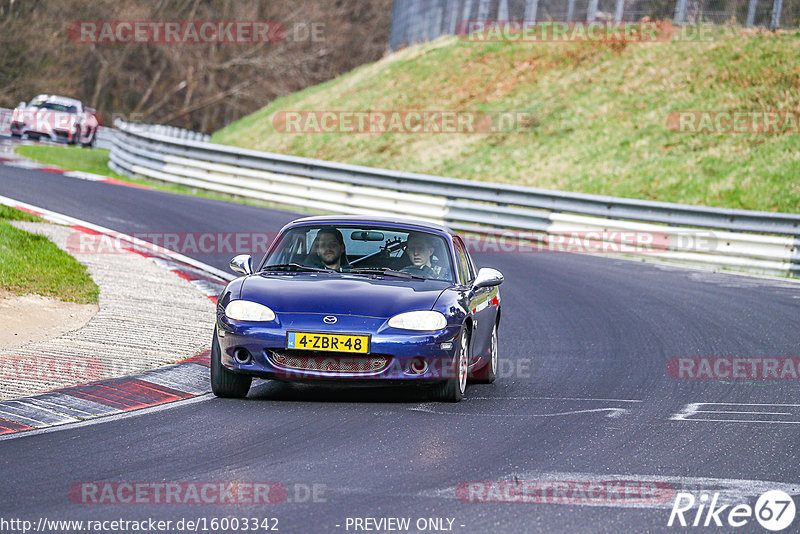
[30,102,78,113]
[261,224,455,282]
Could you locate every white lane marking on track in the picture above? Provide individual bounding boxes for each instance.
[671,402,800,424]
[468,396,643,403]
[408,404,632,418]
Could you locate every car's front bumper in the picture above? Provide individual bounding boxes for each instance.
[217,314,463,383]
[10,123,75,143]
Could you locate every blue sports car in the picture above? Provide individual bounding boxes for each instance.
[212,215,503,401]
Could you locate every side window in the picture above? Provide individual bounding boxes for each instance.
[453,237,472,284]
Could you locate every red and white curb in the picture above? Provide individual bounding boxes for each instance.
[0,174,235,436]
[0,352,211,436]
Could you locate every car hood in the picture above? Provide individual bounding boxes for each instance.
[240,273,450,318]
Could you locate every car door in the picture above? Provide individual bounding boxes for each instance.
[453,236,492,361]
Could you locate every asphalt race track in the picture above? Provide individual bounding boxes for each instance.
[1,164,800,533]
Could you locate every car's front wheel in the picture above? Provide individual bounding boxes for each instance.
[211,327,252,398]
[434,327,468,402]
[81,131,95,148]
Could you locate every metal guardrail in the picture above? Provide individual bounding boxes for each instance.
[107,120,800,278]
[116,120,210,143]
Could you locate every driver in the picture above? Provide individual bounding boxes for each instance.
[311,226,349,271]
[401,232,442,279]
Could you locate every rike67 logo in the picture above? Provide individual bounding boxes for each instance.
[668,490,796,531]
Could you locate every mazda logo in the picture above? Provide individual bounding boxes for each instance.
[323,316,337,324]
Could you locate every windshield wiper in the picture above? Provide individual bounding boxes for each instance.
[347,267,426,280]
[261,263,331,273]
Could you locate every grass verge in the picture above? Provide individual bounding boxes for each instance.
[0,205,99,304]
[212,28,800,214]
[13,145,128,179]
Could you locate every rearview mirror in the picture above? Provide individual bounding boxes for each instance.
[230,254,253,276]
[351,230,385,241]
[473,268,504,289]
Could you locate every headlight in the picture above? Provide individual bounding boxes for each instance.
[388,311,447,331]
[224,300,276,322]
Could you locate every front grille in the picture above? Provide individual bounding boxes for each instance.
[268,350,391,374]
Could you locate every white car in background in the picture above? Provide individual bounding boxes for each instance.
[10,94,99,147]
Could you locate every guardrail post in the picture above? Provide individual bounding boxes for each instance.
[461,0,474,28]
[429,3,443,40]
[770,0,783,29]
[446,0,459,34]
[389,0,405,48]
[674,0,688,23]
[793,236,800,275]
[587,0,599,21]
[498,0,509,21]
[614,0,625,21]
[524,0,539,22]
[477,0,490,22]
[746,0,758,26]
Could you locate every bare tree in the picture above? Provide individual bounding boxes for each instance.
[0,0,393,132]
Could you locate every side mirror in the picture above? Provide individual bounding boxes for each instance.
[473,268,504,289]
[230,254,253,276]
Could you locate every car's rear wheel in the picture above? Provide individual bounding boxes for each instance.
[211,327,252,398]
[472,322,498,384]
[434,327,468,402]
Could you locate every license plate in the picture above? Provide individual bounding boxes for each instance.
[286,332,370,354]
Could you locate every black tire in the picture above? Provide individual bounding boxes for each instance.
[471,322,498,384]
[81,129,96,148]
[211,327,252,398]
[10,133,21,139]
[433,326,468,402]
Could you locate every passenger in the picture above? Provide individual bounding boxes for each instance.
[401,233,441,279]
[311,226,349,271]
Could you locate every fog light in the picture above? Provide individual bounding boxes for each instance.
[440,342,453,350]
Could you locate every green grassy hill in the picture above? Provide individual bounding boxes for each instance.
[212,29,800,213]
